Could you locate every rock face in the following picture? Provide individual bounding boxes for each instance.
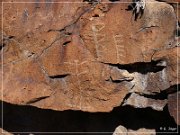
[168,91,180,125]
[0,0,179,128]
[123,93,167,111]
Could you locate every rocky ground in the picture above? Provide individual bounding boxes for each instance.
[0,0,179,134]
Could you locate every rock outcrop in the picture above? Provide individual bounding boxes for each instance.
[0,0,179,133]
[113,125,156,135]
[0,128,13,135]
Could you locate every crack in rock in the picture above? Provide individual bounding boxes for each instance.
[49,74,70,79]
[26,96,50,105]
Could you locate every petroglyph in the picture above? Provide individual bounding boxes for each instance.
[22,8,29,23]
[16,9,19,17]
[91,23,105,32]
[113,34,125,63]
[91,23,106,60]
[64,60,88,76]
[63,60,90,109]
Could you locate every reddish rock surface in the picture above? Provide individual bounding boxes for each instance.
[0,0,179,128]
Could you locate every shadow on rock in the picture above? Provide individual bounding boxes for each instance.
[0,101,178,135]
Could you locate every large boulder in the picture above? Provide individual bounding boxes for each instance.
[0,0,179,117]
